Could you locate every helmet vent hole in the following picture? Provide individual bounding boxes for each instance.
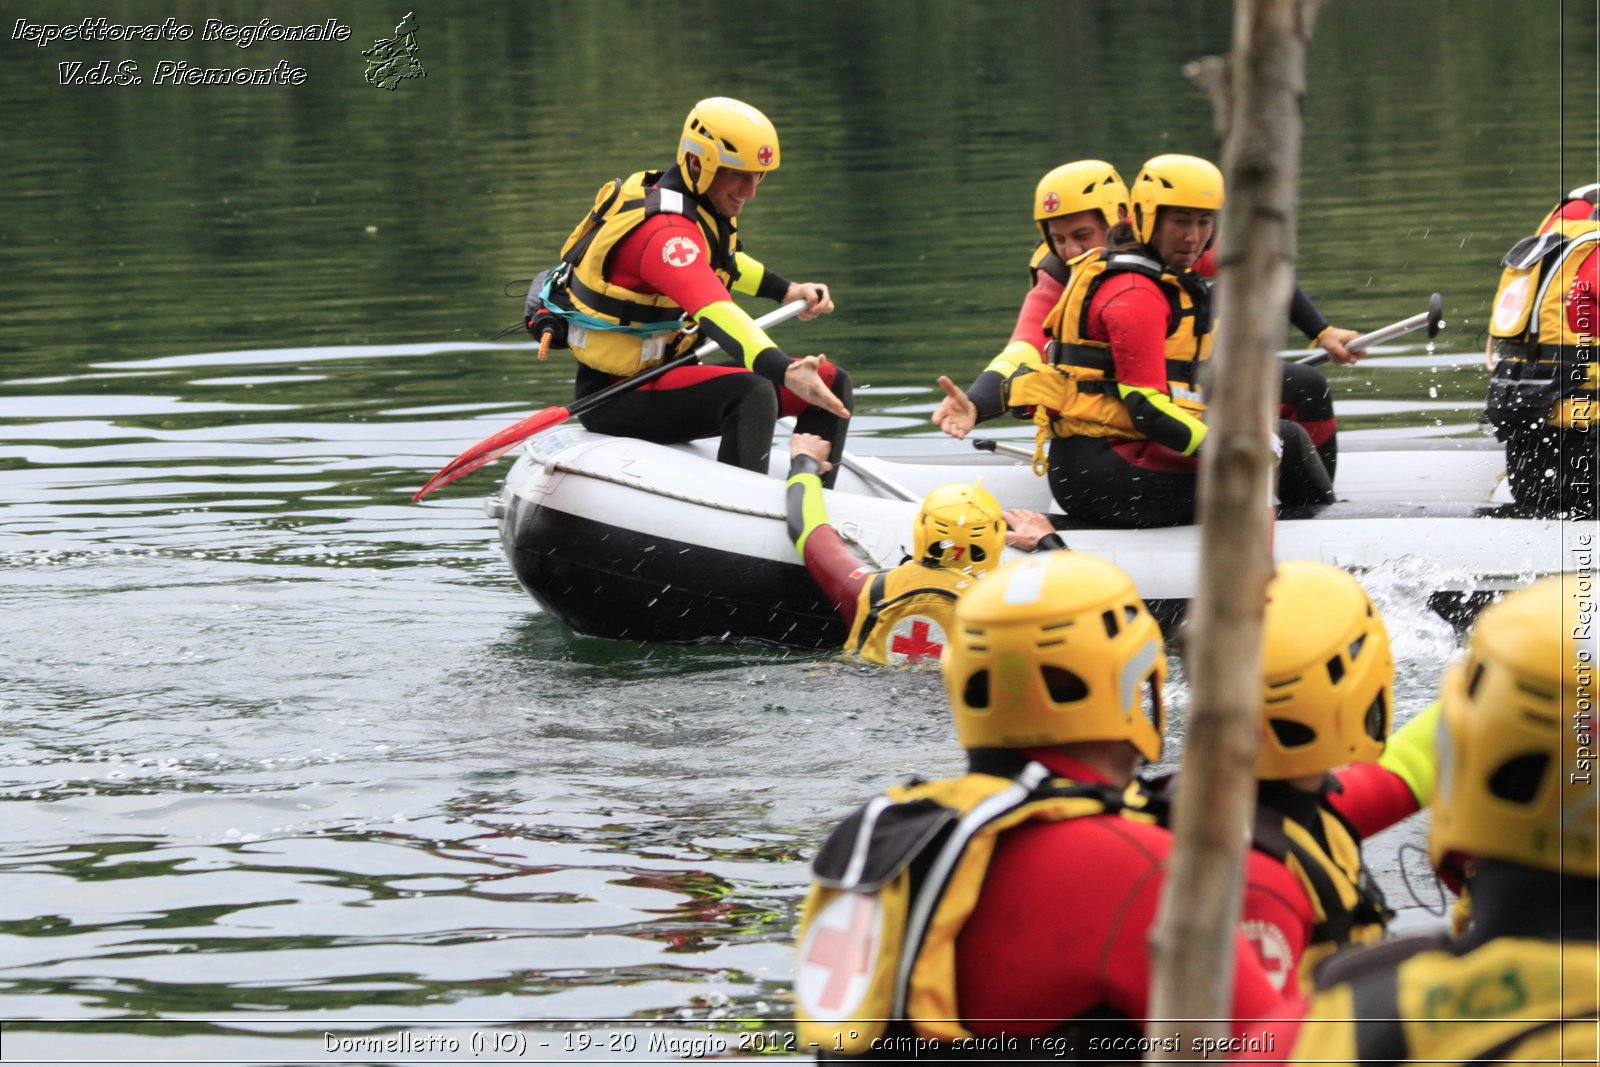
[1488,753,1549,804]
[1514,679,1557,702]
[1268,718,1317,749]
[1348,635,1365,661]
[1124,604,1139,622]
[1141,678,1162,729]
[963,670,990,710]
[1465,660,1485,698]
[1326,655,1346,685]
[969,545,988,563]
[720,138,739,153]
[1041,666,1089,703]
[1364,692,1387,741]
[1101,609,1120,638]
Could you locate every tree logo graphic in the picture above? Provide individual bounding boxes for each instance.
[363,12,426,91]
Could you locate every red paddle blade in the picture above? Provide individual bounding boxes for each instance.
[411,404,571,501]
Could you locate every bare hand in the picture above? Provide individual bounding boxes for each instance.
[783,282,835,321]
[931,375,979,440]
[1317,326,1365,365]
[788,431,834,473]
[1002,508,1058,551]
[785,354,852,420]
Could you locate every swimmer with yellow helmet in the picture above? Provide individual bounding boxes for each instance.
[785,433,1011,666]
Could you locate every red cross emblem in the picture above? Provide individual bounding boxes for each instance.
[661,236,699,268]
[797,893,880,1018]
[1043,191,1061,213]
[1242,919,1294,992]
[757,144,774,166]
[887,617,946,666]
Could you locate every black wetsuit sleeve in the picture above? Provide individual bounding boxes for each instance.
[1290,285,1331,341]
[966,370,1008,422]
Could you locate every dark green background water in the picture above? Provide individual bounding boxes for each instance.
[1,1,1594,1061]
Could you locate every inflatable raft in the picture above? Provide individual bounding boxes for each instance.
[485,428,1580,647]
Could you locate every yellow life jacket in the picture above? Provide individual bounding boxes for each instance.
[1486,217,1599,434]
[844,562,975,668]
[1007,250,1213,455]
[793,762,1160,1056]
[1288,937,1600,1066]
[549,170,739,377]
[1250,798,1391,996]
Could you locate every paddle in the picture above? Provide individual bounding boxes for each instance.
[413,300,809,501]
[1296,292,1444,367]
[971,437,1038,462]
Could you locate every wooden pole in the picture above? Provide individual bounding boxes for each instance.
[1146,0,1322,1055]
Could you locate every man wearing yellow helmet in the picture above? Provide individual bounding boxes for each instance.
[530,98,852,482]
[1220,562,1439,996]
[785,434,1009,666]
[1005,153,1340,527]
[931,159,1363,465]
[1255,576,1599,1064]
[793,552,1289,1052]
[932,160,1129,441]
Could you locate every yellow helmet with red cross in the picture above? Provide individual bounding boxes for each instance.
[678,97,780,195]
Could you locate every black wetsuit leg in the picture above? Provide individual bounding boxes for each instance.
[1280,360,1338,480]
[1047,435,1198,528]
[575,362,779,473]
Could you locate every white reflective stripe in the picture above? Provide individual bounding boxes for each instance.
[1002,555,1053,605]
[891,761,1050,1019]
[1119,638,1160,718]
[1107,252,1164,274]
[568,325,588,348]
[639,335,668,368]
[657,188,686,216]
[1170,384,1205,402]
[1530,232,1600,340]
[842,796,893,889]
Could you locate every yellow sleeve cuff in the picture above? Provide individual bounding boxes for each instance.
[985,339,1044,379]
[1380,700,1442,805]
[732,251,766,297]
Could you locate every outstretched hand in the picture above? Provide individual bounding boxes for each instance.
[785,354,851,420]
[1003,508,1058,551]
[1317,326,1366,365]
[931,375,979,439]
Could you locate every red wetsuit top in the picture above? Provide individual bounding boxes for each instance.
[955,747,1292,1038]
[1239,763,1424,994]
[1010,272,1066,354]
[786,456,874,631]
[1081,272,1207,471]
[604,214,793,385]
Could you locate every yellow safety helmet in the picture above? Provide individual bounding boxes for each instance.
[1431,577,1599,881]
[678,97,780,196]
[944,552,1166,760]
[912,483,1006,576]
[1256,562,1394,780]
[1129,154,1225,245]
[1034,159,1128,235]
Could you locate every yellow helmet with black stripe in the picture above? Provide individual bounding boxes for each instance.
[1256,562,1394,780]
[912,483,1006,576]
[944,552,1166,760]
[1431,577,1599,881]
